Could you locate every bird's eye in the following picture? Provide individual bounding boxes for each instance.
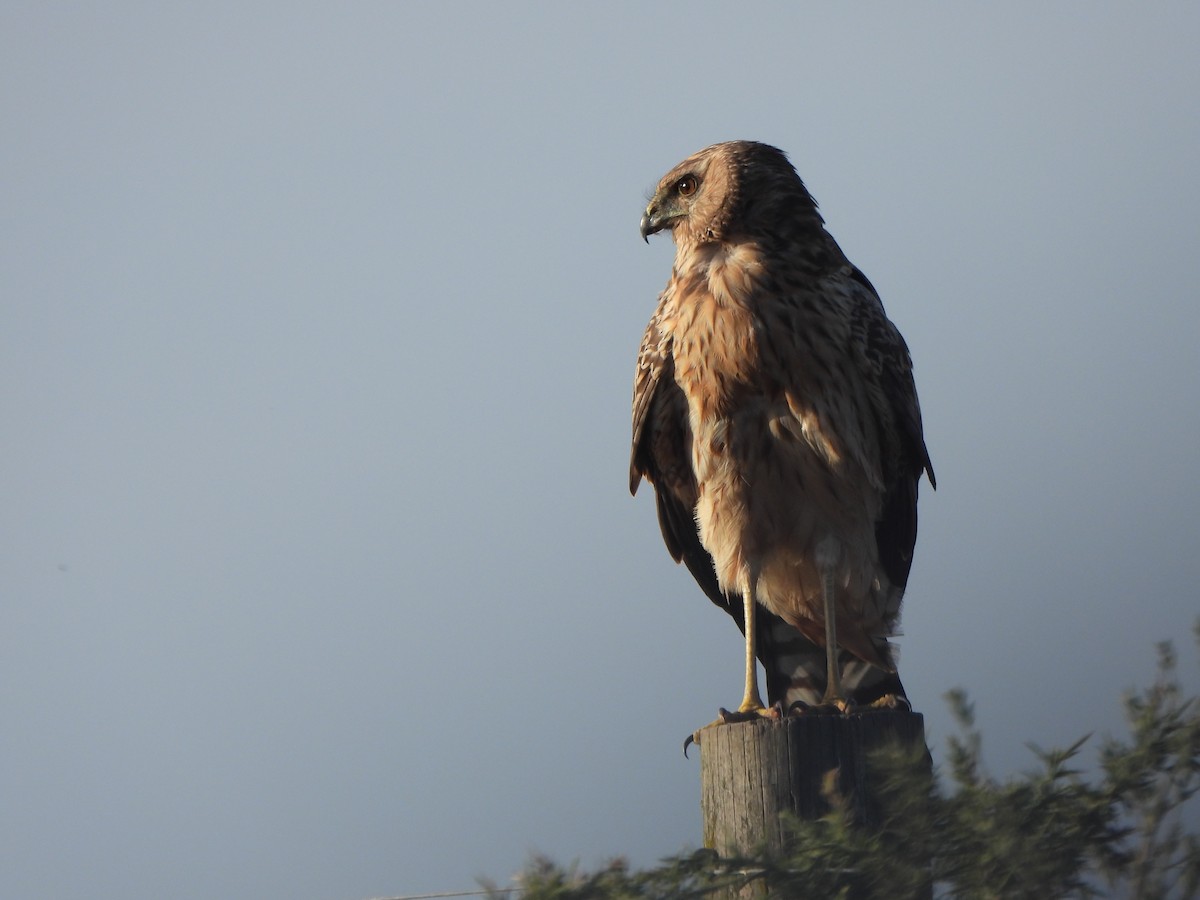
[676,175,699,197]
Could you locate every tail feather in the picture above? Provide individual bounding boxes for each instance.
[757,616,906,709]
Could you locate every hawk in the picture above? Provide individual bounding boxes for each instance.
[630,141,935,730]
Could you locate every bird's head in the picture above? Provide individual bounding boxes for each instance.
[640,141,823,248]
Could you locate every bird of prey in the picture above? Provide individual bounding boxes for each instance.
[630,141,935,729]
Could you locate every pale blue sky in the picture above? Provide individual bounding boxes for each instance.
[3,4,1198,898]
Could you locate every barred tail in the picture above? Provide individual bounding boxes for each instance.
[758,616,906,710]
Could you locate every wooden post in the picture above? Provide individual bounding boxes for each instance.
[701,710,929,857]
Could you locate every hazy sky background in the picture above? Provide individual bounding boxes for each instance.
[3,4,1198,898]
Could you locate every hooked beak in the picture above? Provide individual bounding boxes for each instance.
[640,205,664,243]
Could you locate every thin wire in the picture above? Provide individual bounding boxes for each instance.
[365,893,512,899]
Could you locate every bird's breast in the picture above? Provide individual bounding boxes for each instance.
[667,255,765,423]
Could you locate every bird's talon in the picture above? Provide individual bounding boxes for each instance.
[683,704,778,757]
[865,693,910,712]
[787,698,857,716]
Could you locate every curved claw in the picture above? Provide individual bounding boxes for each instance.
[683,705,781,758]
[683,733,697,758]
[682,710,734,758]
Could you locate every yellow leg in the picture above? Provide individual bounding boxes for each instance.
[684,572,774,755]
[738,573,766,714]
[820,568,846,708]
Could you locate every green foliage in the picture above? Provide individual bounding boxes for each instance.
[1097,637,1200,898]
[490,626,1200,899]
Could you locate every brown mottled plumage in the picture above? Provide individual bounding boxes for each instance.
[630,141,934,720]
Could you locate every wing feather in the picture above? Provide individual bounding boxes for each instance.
[846,266,936,590]
[630,292,741,617]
